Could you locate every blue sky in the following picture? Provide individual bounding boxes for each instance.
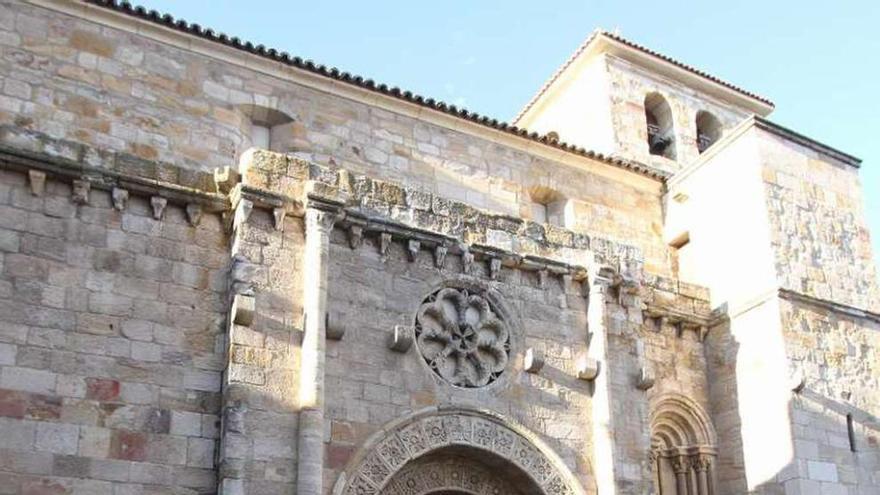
[142,0,880,274]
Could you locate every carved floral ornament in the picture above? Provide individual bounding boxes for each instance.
[414,287,511,388]
[335,409,586,495]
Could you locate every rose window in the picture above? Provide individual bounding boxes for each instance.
[414,287,510,387]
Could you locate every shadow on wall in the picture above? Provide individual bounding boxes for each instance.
[704,315,879,495]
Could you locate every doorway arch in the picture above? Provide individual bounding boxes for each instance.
[333,407,586,495]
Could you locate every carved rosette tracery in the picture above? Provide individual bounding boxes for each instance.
[414,287,510,388]
[339,411,582,495]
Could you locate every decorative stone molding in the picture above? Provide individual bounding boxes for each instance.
[186,203,203,226]
[233,198,253,230]
[72,179,90,204]
[334,408,586,495]
[326,312,346,341]
[379,232,392,256]
[488,257,501,280]
[575,355,600,381]
[111,187,129,211]
[461,246,474,274]
[272,207,286,231]
[414,287,511,388]
[231,294,255,327]
[407,239,420,262]
[28,169,45,196]
[388,325,414,353]
[150,196,167,220]
[433,244,448,269]
[524,348,545,374]
[382,455,517,495]
[347,224,364,249]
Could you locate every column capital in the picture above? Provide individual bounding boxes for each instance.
[673,455,691,474]
[305,207,341,233]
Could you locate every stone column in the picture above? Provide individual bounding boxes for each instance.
[695,455,711,495]
[587,270,617,494]
[297,207,337,495]
[673,456,690,495]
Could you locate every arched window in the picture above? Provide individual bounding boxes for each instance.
[650,394,718,495]
[645,93,676,160]
[695,111,723,153]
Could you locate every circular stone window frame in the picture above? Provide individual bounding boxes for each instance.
[411,279,521,391]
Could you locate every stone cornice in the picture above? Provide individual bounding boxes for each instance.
[0,134,228,213]
[24,0,667,187]
[778,288,880,324]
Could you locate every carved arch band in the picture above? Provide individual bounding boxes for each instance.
[333,407,587,495]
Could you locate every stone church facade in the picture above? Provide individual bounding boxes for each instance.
[0,1,877,494]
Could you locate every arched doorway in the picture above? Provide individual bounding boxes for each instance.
[650,393,718,495]
[334,408,586,495]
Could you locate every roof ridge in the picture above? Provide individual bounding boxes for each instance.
[513,30,774,124]
[78,0,669,180]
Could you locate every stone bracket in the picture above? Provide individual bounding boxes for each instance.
[72,179,90,204]
[644,304,712,341]
[151,196,167,220]
[576,355,600,381]
[28,169,46,196]
[524,348,545,374]
[231,294,256,327]
[388,325,413,352]
[326,312,346,341]
[112,187,129,211]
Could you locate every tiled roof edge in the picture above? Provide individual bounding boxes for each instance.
[514,30,775,124]
[753,116,861,167]
[79,0,669,181]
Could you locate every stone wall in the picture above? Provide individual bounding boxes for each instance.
[777,298,880,493]
[0,168,228,494]
[0,0,671,276]
[759,130,880,312]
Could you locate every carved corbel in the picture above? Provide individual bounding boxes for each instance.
[28,170,46,196]
[576,355,600,381]
[461,245,474,274]
[272,207,286,231]
[72,180,90,205]
[111,188,128,211]
[150,196,167,220]
[433,244,448,269]
[233,198,253,230]
[231,294,255,326]
[537,269,548,289]
[388,325,413,352]
[186,204,203,226]
[635,340,654,390]
[326,312,346,340]
[524,348,545,374]
[489,258,501,280]
[379,232,392,256]
[347,225,363,249]
[407,239,420,262]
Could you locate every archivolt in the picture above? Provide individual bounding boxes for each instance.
[650,393,716,450]
[332,407,586,495]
